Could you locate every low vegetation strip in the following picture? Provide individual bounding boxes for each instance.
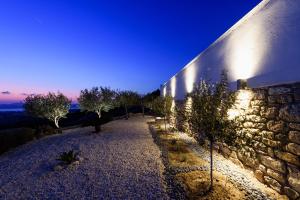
[0,116,168,199]
[149,121,288,200]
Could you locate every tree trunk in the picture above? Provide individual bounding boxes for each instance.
[95,111,102,133]
[54,117,59,128]
[164,116,167,132]
[209,139,213,191]
[142,105,145,117]
[125,106,128,120]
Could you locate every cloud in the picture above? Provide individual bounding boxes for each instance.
[1,91,11,95]
[21,93,36,96]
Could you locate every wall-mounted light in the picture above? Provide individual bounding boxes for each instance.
[237,79,248,90]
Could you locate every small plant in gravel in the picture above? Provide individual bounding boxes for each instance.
[57,150,79,165]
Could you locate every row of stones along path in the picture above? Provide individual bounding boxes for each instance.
[0,116,168,199]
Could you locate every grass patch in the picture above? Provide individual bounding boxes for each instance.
[176,170,247,200]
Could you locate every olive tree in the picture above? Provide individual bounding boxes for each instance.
[116,90,140,119]
[24,92,71,128]
[151,95,173,131]
[187,70,237,192]
[78,87,116,132]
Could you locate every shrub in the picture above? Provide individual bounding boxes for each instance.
[0,128,35,154]
[57,150,79,165]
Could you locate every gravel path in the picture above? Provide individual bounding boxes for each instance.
[0,116,168,200]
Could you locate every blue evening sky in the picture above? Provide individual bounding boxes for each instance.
[0,0,261,102]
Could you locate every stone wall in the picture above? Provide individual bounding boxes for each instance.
[216,82,300,199]
[173,82,300,199]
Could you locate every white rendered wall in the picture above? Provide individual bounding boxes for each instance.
[162,0,300,100]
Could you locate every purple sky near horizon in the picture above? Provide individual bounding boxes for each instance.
[0,0,261,103]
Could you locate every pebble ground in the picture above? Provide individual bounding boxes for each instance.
[0,116,168,200]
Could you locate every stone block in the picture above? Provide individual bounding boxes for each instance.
[258,164,267,173]
[284,187,299,200]
[287,165,300,192]
[275,151,300,166]
[274,134,286,141]
[251,100,265,107]
[289,123,300,131]
[264,176,282,193]
[260,107,278,119]
[286,143,300,156]
[246,115,266,123]
[279,104,300,123]
[289,131,300,144]
[253,90,267,100]
[259,155,286,173]
[262,138,281,148]
[267,120,285,133]
[266,168,285,184]
[259,130,274,140]
[269,87,291,95]
[255,170,265,183]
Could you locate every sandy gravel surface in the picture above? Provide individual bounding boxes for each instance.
[0,116,168,200]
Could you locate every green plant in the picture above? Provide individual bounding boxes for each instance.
[116,90,140,119]
[24,92,71,128]
[78,87,116,132]
[151,95,173,131]
[57,150,79,165]
[187,70,238,192]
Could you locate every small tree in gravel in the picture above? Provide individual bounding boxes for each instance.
[152,95,173,131]
[24,92,71,128]
[187,70,237,192]
[78,87,116,132]
[116,90,140,119]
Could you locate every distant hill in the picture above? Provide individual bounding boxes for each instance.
[0,103,79,110]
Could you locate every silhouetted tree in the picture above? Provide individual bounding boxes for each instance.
[116,90,140,119]
[24,92,71,128]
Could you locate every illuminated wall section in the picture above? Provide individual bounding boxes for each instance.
[161,0,300,100]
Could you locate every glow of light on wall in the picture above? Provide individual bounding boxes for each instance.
[226,22,267,80]
[163,86,166,97]
[228,89,253,120]
[184,64,197,93]
[171,77,176,98]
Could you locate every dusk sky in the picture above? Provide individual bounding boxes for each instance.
[0,0,261,103]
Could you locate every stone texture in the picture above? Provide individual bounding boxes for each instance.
[267,120,285,133]
[287,166,300,193]
[286,143,300,156]
[262,138,281,148]
[269,87,291,95]
[289,123,300,131]
[289,131,300,144]
[259,130,274,139]
[264,176,282,193]
[279,104,300,123]
[254,170,265,183]
[259,155,286,173]
[284,187,299,200]
[258,165,266,173]
[266,168,285,184]
[261,107,278,119]
[275,151,300,166]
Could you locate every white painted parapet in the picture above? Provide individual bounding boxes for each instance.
[162,0,300,100]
